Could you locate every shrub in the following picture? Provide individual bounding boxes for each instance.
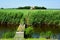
[40,31,53,39]
[2,32,16,38]
[25,26,33,35]
[24,26,34,38]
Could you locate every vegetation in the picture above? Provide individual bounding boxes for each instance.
[0,9,60,39]
[24,10,60,38]
[2,32,16,38]
[0,9,23,38]
[0,10,23,24]
[27,10,60,33]
[24,26,33,38]
[26,38,46,40]
[40,31,53,39]
[0,8,4,9]
[34,6,46,9]
[17,6,46,9]
[18,6,31,9]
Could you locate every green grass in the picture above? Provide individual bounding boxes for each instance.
[26,38,46,40]
[0,38,58,40]
[26,38,58,40]
[0,38,46,40]
[0,38,25,40]
[0,39,13,40]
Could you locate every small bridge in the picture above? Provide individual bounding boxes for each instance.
[14,32,24,40]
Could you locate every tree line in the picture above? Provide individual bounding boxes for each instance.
[0,6,47,9]
[17,6,47,9]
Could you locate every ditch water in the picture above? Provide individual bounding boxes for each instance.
[31,33,60,39]
[0,24,19,38]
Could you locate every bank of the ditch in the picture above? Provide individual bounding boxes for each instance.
[0,32,24,40]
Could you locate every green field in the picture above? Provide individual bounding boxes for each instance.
[0,9,60,39]
[0,9,60,32]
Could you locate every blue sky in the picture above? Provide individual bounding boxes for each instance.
[0,0,60,8]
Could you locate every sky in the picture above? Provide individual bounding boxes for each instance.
[0,0,60,8]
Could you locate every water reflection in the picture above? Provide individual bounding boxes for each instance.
[31,33,60,39]
[0,24,19,38]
